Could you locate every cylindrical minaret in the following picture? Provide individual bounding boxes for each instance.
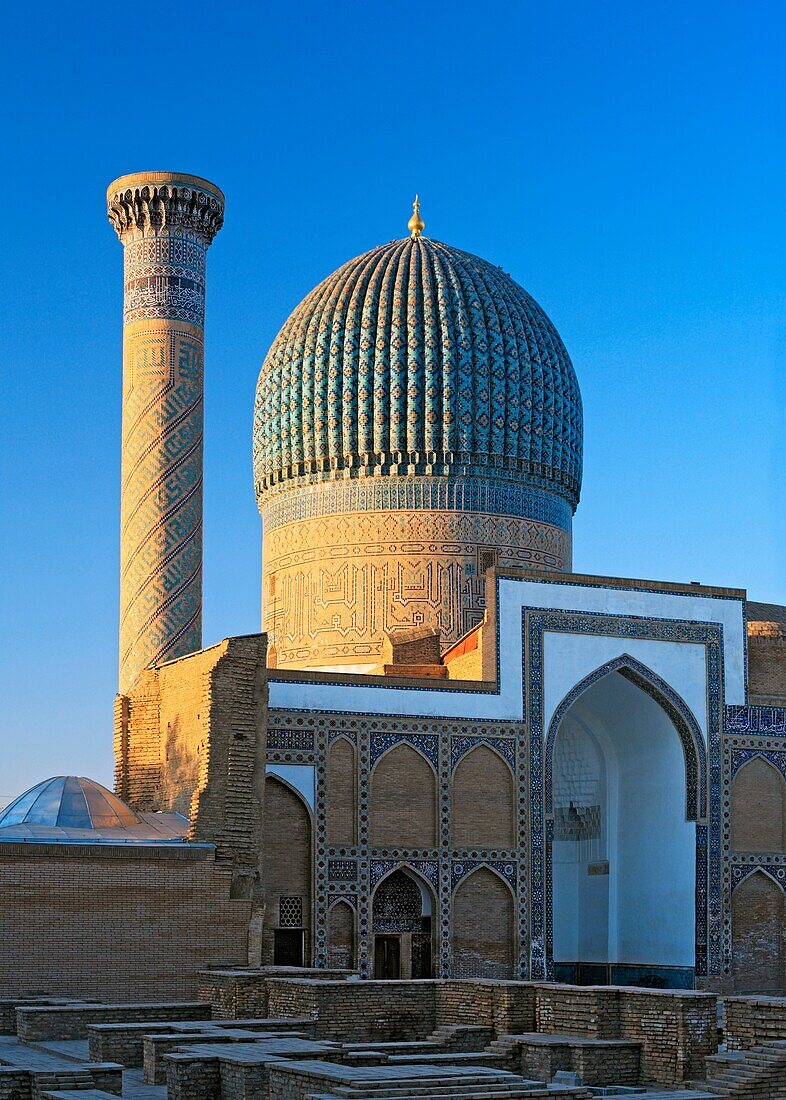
[107,172,224,693]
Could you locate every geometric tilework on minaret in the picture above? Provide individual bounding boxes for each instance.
[107,172,224,693]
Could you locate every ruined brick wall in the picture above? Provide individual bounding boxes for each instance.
[616,989,716,1085]
[0,844,250,1001]
[115,634,267,890]
[726,994,786,1050]
[266,977,438,1040]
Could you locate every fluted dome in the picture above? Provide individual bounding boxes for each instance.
[253,237,582,509]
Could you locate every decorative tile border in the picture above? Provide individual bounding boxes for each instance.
[726,705,786,735]
[523,607,724,981]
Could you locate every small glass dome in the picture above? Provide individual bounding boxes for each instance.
[0,776,141,830]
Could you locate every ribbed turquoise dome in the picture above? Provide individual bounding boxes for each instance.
[253,237,582,509]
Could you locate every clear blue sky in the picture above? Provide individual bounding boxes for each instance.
[1,0,784,800]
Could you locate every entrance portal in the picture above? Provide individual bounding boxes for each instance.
[550,668,697,987]
[372,868,433,979]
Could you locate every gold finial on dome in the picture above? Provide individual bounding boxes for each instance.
[408,194,425,238]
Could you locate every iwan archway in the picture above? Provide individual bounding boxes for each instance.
[545,657,706,988]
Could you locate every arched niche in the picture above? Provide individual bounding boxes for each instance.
[452,866,515,979]
[732,871,786,992]
[262,775,312,966]
[327,736,357,846]
[371,866,435,979]
[452,745,515,850]
[731,757,786,853]
[326,900,356,970]
[547,664,698,983]
[370,743,437,848]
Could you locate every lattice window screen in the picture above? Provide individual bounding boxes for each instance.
[279,895,303,927]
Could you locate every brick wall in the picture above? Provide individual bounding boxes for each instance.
[198,974,716,1087]
[116,634,267,899]
[197,967,352,1019]
[266,978,438,1040]
[370,743,437,847]
[0,844,250,1002]
[747,636,786,704]
[726,995,786,1050]
[617,988,716,1084]
[452,869,515,978]
[452,746,515,848]
[16,1001,210,1041]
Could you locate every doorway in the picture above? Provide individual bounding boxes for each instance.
[273,929,305,966]
[373,935,401,979]
[371,868,434,979]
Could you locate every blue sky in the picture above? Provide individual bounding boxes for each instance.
[1,0,784,799]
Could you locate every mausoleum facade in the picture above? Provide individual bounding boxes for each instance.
[2,175,785,1001]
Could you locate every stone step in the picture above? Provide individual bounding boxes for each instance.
[329,1082,553,1099]
[41,1092,120,1100]
[328,1079,536,1098]
[309,1092,589,1100]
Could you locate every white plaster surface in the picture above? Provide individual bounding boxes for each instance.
[268,575,745,719]
[543,633,709,742]
[552,673,695,968]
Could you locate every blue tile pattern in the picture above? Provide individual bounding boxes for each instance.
[370,732,439,769]
[253,238,583,510]
[726,705,786,735]
[262,476,573,533]
[451,735,516,771]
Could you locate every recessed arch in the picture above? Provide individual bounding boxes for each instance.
[327,735,357,846]
[452,744,516,849]
[731,756,786,853]
[545,654,705,822]
[732,869,786,992]
[262,774,312,966]
[326,899,356,971]
[371,865,435,980]
[370,742,437,848]
[547,662,698,984]
[370,738,439,779]
[452,865,515,979]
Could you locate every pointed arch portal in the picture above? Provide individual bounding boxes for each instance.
[371,866,435,980]
[545,659,706,987]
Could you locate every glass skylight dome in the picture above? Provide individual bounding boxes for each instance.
[0,776,141,830]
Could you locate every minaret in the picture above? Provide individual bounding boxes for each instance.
[107,172,224,694]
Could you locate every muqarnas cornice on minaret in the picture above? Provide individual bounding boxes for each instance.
[107,172,224,244]
[108,171,224,694]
